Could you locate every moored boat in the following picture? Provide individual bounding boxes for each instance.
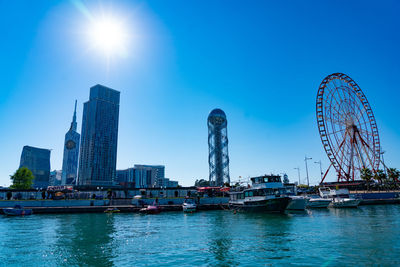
[229,175,291,213]
[286,196,309,211]
[104,207,120,213]
[3,205,33,216]
[284,183,308,211]
[319,187,360,208]
[306,197,332,208]
[182,198,197,213]
[139,205,162,214]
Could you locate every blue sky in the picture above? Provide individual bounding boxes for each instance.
[0,0,399,186]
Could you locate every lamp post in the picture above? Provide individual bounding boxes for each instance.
[294,167,301,185]
[305,156,312,187]
[381,150,387,176]
[314,160,323,181]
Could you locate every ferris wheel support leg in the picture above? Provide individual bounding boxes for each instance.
[320,163,333,184]
[357,131,378,173]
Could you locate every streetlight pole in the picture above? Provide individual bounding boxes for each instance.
[294,167,301,185]
[314,160,323,182]
[381,150,387,176]
[305,156,312,187]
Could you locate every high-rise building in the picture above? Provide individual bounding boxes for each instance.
[208,108,230,186]
[19,145,51,189]
[133,165,165,188]
[61,100,80,185]
[78,84,120,186]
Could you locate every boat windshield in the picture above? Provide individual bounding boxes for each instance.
[263,177,281,183]
[243,188,287,197]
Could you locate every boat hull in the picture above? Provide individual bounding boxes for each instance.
[229,197,290,213]
[331,199,361,208]
[139,206,162,214]
[182,204,197,213]
[3,208,33,216]
[286,197,308,211]
[104,208,120,213]
[307,199,332,208]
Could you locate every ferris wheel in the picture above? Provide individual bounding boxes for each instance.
[316,73,381,183]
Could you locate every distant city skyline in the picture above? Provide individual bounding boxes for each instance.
[1,1,400,187]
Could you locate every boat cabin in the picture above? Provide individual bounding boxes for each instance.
[229,175,287,201]
[250,175,285,189]
[319,187,351,198]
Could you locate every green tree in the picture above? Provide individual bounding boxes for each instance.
[10,167,34,189]
[374,169,387,190]
[387,168,400,189]
[194,179,210,187]
[360,168,373,191]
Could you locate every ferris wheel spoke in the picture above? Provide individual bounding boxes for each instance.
[354,102,367,121]
[332,80,351,114]
[355,131,376,171]
[334,130,350,171]
[327,127,346,136]
[339,78,358,113]
[324,116,346,127]
[358,128,373,142]
[325,97,349,125]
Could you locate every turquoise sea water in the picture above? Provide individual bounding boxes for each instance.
[1,205,400,266]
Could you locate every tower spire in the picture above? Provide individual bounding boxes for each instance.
[70,100,77,131]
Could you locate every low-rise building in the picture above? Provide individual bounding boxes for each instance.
[157,177,179,188]
[49,170,62,186]
[116,168,135,188]
[117,165,179,188]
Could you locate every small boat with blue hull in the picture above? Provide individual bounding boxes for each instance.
[3,205,33,216]
[229,175,290,213]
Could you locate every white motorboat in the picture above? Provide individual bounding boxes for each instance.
[182,198,197,213]
[229,175,290,213]
[319,187,361,208]
[307,197,332,208]
[331,197,361,208]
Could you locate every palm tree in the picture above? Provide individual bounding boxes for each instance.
[360,168,373,191]
[387,168,400,189]
[374,169,387,191]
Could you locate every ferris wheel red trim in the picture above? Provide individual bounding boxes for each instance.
[316,73,381,183]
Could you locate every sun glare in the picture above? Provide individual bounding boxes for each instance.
[87,15,129,57]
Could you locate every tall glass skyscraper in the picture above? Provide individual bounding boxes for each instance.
[208,108,230,186]
[61,100,80,185]
[19,145,51,189]
[78,84,120,186]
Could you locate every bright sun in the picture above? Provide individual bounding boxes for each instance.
[87,16,129,57]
